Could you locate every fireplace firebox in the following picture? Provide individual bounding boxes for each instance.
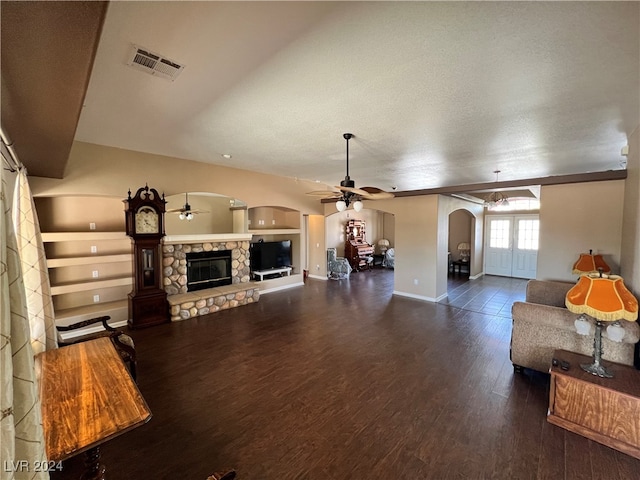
[186,250,232,292]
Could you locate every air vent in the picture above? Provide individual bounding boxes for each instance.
[126,44,185,81]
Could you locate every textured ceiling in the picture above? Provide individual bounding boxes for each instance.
[3,2,639,193]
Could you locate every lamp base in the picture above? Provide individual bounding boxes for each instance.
[580,362,613,378]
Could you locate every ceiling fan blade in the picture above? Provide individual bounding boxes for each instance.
[167,208,209,214]
[335,186,369,196]
[306,190,340,198]
[360,186,395,200]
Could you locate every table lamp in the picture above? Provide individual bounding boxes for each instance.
[572,249,611,275]
[378,238,390,254]
[565,272,638,378]
[457,242,470,262]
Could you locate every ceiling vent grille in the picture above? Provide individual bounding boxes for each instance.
[126,44,185,81]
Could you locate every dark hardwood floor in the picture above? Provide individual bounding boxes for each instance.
[52,270,640,479]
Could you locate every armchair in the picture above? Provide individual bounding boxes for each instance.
[57,316,137,380]
[327,248,352,279]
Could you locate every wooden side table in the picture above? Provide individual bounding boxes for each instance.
[548,349,640,459]
[37,337,152,479]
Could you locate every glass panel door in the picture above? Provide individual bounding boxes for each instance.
[484,217,513,276]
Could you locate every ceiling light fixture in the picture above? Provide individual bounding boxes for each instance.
[484,170,510,208]
[306,133,394,212]
[221,154,232,159]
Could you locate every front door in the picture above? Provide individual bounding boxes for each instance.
[484,215,539,279]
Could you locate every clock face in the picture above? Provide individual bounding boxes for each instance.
[135,207,159,234]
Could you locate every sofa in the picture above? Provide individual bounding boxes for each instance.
[510,279,640,374]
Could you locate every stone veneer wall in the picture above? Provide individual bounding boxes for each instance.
[162,240,251,295]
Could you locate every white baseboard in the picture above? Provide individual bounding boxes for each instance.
[392,290,438,303]
[307,274,328,281]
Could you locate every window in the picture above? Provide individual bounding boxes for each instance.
[489,219,510,249]
[487,197,540,212]
[517,218,539,250]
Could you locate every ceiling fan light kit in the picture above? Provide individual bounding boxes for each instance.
[306,133,394,212]
[167,192,208,220]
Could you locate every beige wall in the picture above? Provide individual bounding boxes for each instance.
[537,179,625,282]
[307,214,326,278]
[30,142,324,214]
[621,127,640,297]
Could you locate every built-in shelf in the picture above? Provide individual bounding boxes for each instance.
[54,300,129,325]
[42,230,133,332]
[47,254,131,268]
[50,277,132,296]
[41,232,128,242]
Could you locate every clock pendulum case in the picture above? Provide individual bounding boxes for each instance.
[124,185,169,328]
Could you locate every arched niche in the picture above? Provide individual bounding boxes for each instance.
[165,192,247,235]
[325,208,395,258]
[248,205,301,230]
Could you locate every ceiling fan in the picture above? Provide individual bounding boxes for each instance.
[307,133,394,212]
[166,192,209,220]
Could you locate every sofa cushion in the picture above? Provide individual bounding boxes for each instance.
[526,279,574,307]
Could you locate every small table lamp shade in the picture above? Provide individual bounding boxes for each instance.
[457,242,470,251]
[565,273,638,378]
[378,239,390,253]
[572,252,611,275]
[566,273,638,322]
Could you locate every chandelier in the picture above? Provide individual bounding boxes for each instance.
[484,170,509,208]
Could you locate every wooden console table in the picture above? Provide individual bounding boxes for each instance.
[36,337,152,479]
[548,349,640,459]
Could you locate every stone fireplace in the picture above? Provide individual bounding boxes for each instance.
[162,234,252,295]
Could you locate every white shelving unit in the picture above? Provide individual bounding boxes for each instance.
[42,231,132,330]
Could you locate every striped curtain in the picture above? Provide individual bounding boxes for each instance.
[1,169,49,479]
[12,170,57,355]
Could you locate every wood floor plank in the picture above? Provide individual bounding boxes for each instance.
[49,272,640,479]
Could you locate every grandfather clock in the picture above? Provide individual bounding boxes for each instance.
[124,185,169,329]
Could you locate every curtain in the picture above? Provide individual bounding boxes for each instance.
[12,170,57,355]
[1,170,49,479]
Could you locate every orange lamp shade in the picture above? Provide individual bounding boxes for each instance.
[572,253,611,275]
[566,273,638,322]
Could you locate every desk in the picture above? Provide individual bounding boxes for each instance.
[450,260,469,275]
[372,254,385,268]
[548,349,640,459]
[36,337,152,479]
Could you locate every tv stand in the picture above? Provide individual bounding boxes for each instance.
[253,267,292,281]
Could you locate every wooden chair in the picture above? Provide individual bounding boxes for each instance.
[57,316,137,381]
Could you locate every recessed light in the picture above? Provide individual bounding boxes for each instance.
[222,154,232,159]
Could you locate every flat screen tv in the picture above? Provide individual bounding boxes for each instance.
[250,240,292,271]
